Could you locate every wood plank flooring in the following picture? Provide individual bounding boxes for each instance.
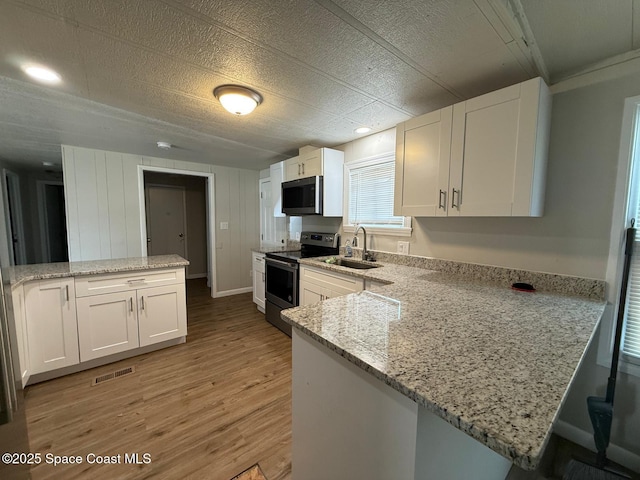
[24,279,292,480]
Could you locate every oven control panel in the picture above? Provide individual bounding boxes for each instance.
[300,231,339,248]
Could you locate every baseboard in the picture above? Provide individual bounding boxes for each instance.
[186,273,207,280]
[215,286,253,298]
[26,337,186,386]
[554,419,640,472]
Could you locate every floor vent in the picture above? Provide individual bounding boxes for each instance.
[91,366,135,386]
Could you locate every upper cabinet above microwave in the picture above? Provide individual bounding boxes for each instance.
[394,77,552,217]
[282,147,344,217]
[284,147,343,182]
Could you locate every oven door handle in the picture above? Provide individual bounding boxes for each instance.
[266,258,298,269]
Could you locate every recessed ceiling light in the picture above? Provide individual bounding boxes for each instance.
[355,127,371,134]
[157,141,172,150]
[42,162,55,167]
[213,85,263,115]
[22,65,61,84]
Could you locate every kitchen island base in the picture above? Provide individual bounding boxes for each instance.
[292,329,512,480]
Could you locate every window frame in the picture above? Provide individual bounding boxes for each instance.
[599,95,640,377]
[342,153,412,237]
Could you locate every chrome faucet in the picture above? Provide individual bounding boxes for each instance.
[353,224,374,261]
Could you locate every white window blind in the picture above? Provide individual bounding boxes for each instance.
[623,193,640,359]
[348,158,404,226]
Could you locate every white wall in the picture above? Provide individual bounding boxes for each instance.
[336,72,640,463]
[62,145,259,294]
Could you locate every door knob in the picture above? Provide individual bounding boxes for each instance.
[178,233,184,238]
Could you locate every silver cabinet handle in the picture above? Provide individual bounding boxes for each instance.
[438,190,446,210]
[262,272,265,282]
[127,278,146,285]
[451,188,459,209]
[298,163,301,175]
[141,296,145,310]
[65,285,69,302]
[129,297,133,312]
[302,163,305,175]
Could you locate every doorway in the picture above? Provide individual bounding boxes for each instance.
[142,170,212,296]
[3,170,26,265]
[145,184,187,260]
[37,181,69,263]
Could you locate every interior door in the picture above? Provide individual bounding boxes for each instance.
[146,185,187,259]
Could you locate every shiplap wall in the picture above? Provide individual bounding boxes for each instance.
[61,145,259,294]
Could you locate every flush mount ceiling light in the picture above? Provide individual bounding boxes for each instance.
[21,64,61,84]
[355,127,371,134]
[156,141,172,150]
[213,84,263,115]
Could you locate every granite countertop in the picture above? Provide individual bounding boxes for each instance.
[3,255,189,288]
[252,246,300,254]
[283,257,606,470]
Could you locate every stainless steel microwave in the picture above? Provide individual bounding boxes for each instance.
[281,176,323,215]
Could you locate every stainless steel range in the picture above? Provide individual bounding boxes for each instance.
[265,231,339,336]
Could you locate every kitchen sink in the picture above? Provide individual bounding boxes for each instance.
[334,259,380,270]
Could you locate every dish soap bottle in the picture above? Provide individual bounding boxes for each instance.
[345,240,353,258]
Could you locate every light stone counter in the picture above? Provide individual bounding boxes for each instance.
[3,254,189,289]
[283,257,606,470]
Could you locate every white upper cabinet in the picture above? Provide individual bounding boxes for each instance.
[395,77,551,218]
[285,150,322,181]
[394,107,453,217]
[270,161,286,218]
[449,77,551,217]
[283,147,345,217]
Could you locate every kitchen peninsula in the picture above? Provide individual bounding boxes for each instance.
[281,256,605,479]
[5,255,189,387]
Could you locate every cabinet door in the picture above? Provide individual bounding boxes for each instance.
[270,161,286,218]
[449,78,549,217]
[284,156,302,181]
[394,107,452,217]
[137,284,187,347]
[25,278,79,374]
[300,281,327,306]
[252,253,266,310]
[7,288,29,387]
[299,150,322,178]
[76,291,139,361]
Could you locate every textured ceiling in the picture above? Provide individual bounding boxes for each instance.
[0,0,638,170]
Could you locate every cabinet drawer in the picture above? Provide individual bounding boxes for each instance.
[301,266,364,293]
[253,252,265,273]
[75,268,185,297]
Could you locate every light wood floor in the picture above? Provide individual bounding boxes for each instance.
[24,279,292,480]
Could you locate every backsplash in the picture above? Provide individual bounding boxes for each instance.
[342,247,605,300]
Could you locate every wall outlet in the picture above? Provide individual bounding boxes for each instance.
[294,231,301,241]
[397,241,410,255]
[220,221,229,230]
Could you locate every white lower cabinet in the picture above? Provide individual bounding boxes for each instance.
[75,268,187,359]
[17,267,187,380]
[76,291,139,361]
[6,287,30,387]
[300,266,364,306]
[252,252,266,312]
[137,284,187,347]
[24,278,79,375]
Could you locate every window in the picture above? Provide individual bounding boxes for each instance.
[343,154,411,236]
[621,106,640,364]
